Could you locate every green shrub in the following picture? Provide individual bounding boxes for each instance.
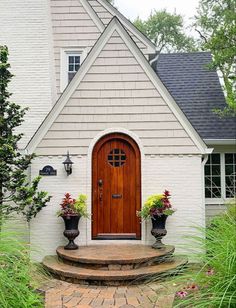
[174,201,236,307]
[0,220,44,308]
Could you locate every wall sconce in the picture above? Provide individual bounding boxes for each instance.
[63,151,74,176]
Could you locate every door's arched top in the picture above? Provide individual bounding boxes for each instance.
[92,132,141,159]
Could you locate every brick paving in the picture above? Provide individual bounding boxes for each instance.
[41,280,175,308]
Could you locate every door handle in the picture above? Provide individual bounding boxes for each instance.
[98,179,103,204]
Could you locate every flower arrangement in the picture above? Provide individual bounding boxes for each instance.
[137,190,175,219]
[57,193,88,218]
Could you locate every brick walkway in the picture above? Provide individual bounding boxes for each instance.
[41,280,175,308]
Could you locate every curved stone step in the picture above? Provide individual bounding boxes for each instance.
[57,245,175,269]
[43,255,187,285]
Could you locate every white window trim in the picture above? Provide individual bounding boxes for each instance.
[205,152,235,204]
[60,48,88,93]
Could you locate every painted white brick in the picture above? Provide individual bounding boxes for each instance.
[30,152,204,261]
[0,0,55,149]
[30,155,88,261]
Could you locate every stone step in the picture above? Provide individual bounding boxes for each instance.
[43,255,187,286]
[56,245,175,270]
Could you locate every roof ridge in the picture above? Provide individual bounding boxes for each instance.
[159,51,212,56]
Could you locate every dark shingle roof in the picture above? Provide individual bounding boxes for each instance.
[155,52,236,140]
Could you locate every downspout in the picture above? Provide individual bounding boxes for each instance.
[201,154,209,229]
[25,148,31,244]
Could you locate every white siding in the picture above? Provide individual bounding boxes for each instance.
[36,31,200,156]
[50,0,102,95]
[205,204,227,222]
[0,0,54,148]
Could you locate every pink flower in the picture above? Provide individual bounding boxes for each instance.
[175,291,188,299]
[206,269,214,276]
[186,284,199,291]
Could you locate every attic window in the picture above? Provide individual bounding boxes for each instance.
[68,54,81,83]
[60,48,87,92]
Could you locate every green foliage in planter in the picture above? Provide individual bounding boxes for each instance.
[0,219,44,307]
[0,45,50,222]
[173,201,236,307]
[137,190,175,219]
[57,193,89,218]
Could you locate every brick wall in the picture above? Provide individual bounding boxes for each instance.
[0,0,55,148]
[30,152,204,261]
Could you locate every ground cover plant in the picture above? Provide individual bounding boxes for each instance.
[173,201,236,307]
[0,218,45,308]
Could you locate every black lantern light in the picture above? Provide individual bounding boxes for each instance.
[63,151,74,176]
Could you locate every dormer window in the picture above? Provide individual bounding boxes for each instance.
[60,48,87,92]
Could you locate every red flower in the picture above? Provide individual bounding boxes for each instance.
[164,190,170,197]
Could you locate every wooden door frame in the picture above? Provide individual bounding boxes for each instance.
[92,133,142,240]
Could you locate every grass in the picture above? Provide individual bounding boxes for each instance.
[173,201,236,307]
[0,218,45,308]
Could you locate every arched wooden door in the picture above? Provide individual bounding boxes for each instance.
[92,133,141,240]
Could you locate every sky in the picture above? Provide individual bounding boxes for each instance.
[114,0,200,22]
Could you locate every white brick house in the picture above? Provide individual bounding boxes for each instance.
[0,0,235,261]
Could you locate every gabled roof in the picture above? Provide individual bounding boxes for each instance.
[26,17,209,154]
[155,52,236,141]
[89,0,156,54]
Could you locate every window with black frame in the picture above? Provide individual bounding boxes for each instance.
[204,153,236,199]
[205,154,221,198]
[225,153,236,198]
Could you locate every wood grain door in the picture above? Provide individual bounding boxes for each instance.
[92,133,141,240]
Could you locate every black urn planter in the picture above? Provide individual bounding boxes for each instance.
[151,214,168,249]
[62,215,80,250]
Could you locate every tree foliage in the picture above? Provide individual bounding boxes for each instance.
[194,0,236,116]
[0,45,50,222]
[133,10,197,53]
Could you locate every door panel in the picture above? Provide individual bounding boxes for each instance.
[92,133,141,239]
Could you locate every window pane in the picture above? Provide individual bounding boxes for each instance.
[205,188,211,198]
[226,176,234,187]
[75,56,80,64]
[225,153,236,198]
[69,56,74,64]
[204,154,222,198]
[226,187,235,198]
[212,165,220,176]
[75,64,80,71]
[205,165,210,175]
[212,176,221,187]
[212,154,220,164]
[225,165,234,175]
[212,187,221,198]
[225,154,233,164]
[205,177,211,187]
[69,64,74,72]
